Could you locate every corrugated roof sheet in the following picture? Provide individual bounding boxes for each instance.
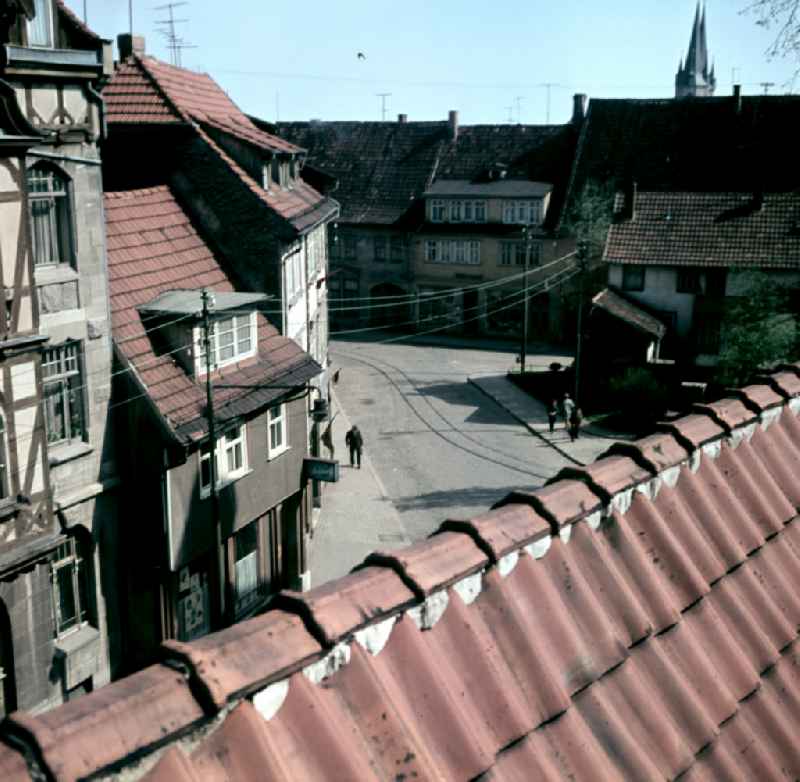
[605,191,800,268]
[105,185,320,443]
[592,287,667,338]
[4,371,800,780]
[269,119,578,226]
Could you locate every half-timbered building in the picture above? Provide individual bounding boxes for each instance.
[0,0,117,714]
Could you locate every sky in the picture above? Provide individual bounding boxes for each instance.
[65,0,798,125]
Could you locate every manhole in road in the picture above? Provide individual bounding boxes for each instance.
[360,398,375,405]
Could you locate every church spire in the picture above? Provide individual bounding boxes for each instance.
[675,2,716,98]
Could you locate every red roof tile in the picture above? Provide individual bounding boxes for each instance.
[3,383,800,780]
[103,57,336,234]
[592,286,667,338]
[105,186,319,442]
[605,191,800,269]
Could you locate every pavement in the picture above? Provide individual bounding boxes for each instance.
[309,370,626,587]
[308,388,411,587]
[467,375,632,466]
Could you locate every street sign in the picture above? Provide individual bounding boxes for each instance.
[303,457,340,483]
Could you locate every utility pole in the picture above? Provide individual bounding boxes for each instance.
[519,226,532,374]
[202,289,228,627]
[538,83,558,123]
[129,0,133,34]
[376,92,391,121]
[514,95,524,124]
[573,242,588,404]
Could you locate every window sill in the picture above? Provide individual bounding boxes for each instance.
[267,445,291,463]
[34,265,78,286]
[48,441,93,468]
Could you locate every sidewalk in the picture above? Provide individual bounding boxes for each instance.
[468,374,631,466]
[309,389,411,587]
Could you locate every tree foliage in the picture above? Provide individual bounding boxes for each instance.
[560,181,614,261]
[743,1,800,74]
[716,271,798,387]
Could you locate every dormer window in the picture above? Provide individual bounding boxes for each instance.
[28,0,54,48]
[195,311,257,375]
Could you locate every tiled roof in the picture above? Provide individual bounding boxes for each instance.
[103,57,336,233]
[105,185,319,443]
[4,370,800,779]
[563,95,800,224]
[605,191,800,268]
[268,119,578,226]
[592,287,666,338]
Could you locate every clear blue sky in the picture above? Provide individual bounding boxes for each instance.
[66,0,797,124]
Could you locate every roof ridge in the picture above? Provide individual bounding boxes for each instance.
[105,185,171,200]
[134,55,192,124]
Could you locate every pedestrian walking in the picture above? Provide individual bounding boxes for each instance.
[547,399,558,434]
[345,424,364,468]
[569,406,583,442]
[562,393,575,430]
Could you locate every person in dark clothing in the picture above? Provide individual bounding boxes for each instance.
[547,399,558,434]
[345,425,364,468]
[569,406,583,442]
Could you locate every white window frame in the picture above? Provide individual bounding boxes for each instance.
[474,201,487,222]
[468,240,481,265]
[199,424,249,498]
[453,241,466,264]
[43,341,86,446]
[425,240,438,262]
[195,311,257,375]
[502,201,516,224]
[449,200,463,222]
[431,200,446,222]
[267,404,288,459]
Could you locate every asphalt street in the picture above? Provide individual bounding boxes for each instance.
[326,336,576,543]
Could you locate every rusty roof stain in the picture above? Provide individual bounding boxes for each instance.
[4,372,800,780]
[105,185,320,443]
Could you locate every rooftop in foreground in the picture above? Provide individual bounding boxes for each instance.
[2,366,800,780]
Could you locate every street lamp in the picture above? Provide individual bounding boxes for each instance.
[573,241,588,404]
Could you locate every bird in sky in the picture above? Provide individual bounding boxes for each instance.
[357,52,366,60]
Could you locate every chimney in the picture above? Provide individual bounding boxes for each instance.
[733,83,742,114]
[398,113,408,124]
[117,33,145,60]
[571,93,588,124]
[448,110,459,141]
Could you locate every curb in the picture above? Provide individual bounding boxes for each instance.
[467,378,586,467]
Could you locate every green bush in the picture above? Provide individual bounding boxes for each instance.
[608,367,669,423]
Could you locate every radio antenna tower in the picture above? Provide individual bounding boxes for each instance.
[154,2,196,66]
[375,93,391,121]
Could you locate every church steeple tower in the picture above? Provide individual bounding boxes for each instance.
[675,2,717,98]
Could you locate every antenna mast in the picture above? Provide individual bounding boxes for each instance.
[375,92,391,121]
[154,1,196,66]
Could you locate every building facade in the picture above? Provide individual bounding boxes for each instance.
[0,0,117,716]
[106,186,322,671]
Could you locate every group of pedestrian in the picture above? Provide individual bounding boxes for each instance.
[548,393,583,442]
[321,416,365,469]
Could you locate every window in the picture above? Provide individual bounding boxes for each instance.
[622,266,645,292]
[469,241,480,265]
[27,0,53,47]
[425,240,438,262]
[284,251,303,300]
[43,341,85,445]
[267,404,287,458]
[463,201,473,222]
[196,312,256,375]
[474,201,487,222]
[503,202,516,224]
[374,236,386,262]
[51,539,89,637]
[431,200,446,222]
[343,235,356,259]
[390,236,404,263]
[234,522,260,614]
[28,166,72,268]
[449,200,463,222]
[677,269,703,294]
[502,200,543,225]
[453,241,466,264]
[262,164,271,191]
[200,424,248,497]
